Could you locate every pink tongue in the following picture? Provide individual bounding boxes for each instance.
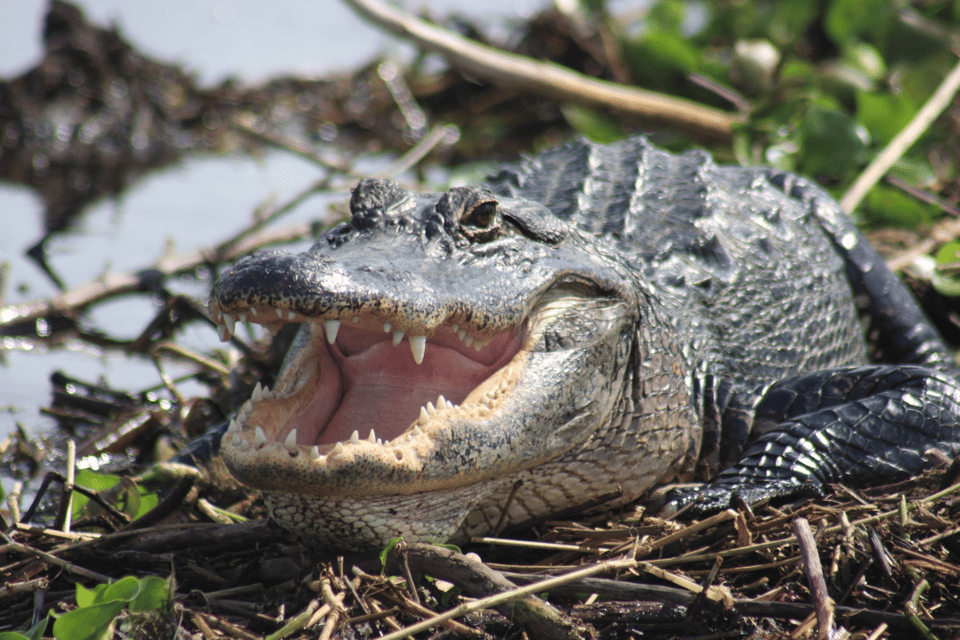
[317,340,499,444]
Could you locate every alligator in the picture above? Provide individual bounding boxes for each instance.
[208,136,960,550]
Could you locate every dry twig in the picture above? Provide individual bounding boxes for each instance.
[840,56,960,214]
[793,517,837,640]
[341,0,739,142]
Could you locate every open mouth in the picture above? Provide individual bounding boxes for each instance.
[212,308,527,463]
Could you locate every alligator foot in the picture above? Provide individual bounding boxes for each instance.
[662,364,960,517]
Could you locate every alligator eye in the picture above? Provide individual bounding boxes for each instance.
[460,200,501,241]
[464,201,497,228]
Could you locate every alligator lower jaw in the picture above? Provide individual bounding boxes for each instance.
[211,307,528,496]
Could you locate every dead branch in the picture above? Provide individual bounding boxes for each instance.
[341,0,740,143]
[0,217,324,331]
[793,516,837,640]
[840,56,960,214]
[385,542,586,640]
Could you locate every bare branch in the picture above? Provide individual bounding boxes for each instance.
[341,0,740,143]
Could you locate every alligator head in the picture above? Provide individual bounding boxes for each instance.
[208,177,656,549]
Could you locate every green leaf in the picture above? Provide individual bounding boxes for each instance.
[72,470,120,515]
[129,576,172,613]
[74,470,121,493]
[900,56,957,108]
[433,542,462,554]
[134,492,159,519]
[935,242,960,267]
[53,602,125,640]
[825,0,891,47]
[0,633,31,640]
[862,184,935,227]
[560,105,625,143]
[856,90,917,145]
[766,1,821,48]
[799,106,869,178]
[933,273,960,297]
[73,471,160,520]
[933,242,960,296]
[565,0,608,14]
[636,31,701,76]
[75,583,98,609]
[21,614,53,640]
[646,0,687,34]
[380,537,403,568]
[882,15,953,64]
[844,42,885,80]
[888,157,937,189]
[114,478,140,521]
[779,59,816,82]
[99,576,141,605]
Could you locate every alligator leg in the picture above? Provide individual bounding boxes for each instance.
[770,170,957,372]
[663,364,960,513]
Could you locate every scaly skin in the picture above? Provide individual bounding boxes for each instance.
[209,137,960,550]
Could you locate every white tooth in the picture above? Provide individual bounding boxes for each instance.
[392,329,404,346]
[252,382,263,402]
[239,439,250,451]
[232,433,242,446]
[350,430,359,445]
[287,310,296,320]
[324,319,341,344]
[239,311,248,323]
[384,322,392,333]
[464,336,473,348]
[261,385,272,399]
[223,313,237,336]
[377,438,382,445]
[284,429,298,454]
[451,323,459,333]
[437,395,448,410]
[255,426,267,447]
[217,325,230,342]
[310,446,321,460]
[426,401,437,416]
[333,442,344,454]
[457,328,466,340]
[412,425,422,436]
[353,316,360,323]
[266,324,281,336]
[367,429,376,443]
[249,308,258,316]
[410,335,426,364]
[474,340,483,351]
[227,418,239,434]
[419,407,429,423]
[276,308,284,318]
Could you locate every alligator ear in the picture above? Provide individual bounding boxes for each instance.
[501,200,567,244]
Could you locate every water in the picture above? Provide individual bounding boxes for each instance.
[0,0,544,455]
